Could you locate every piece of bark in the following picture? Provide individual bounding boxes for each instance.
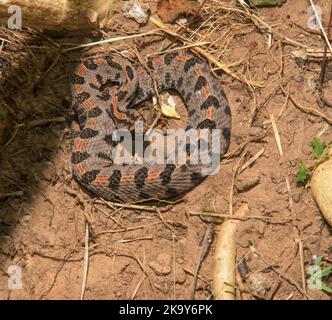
[0,0,114,31]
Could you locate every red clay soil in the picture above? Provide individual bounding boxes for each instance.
[0,0,331,300]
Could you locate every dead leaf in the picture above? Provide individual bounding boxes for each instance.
[157,0,199,23]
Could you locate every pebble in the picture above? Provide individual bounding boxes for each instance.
[236,175,260,192]
[175,268,186,284]
[323,89,332,108]
[149,253,172,276]
[247,273,270,295]
[292,74,304,83]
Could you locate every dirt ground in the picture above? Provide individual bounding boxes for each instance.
[0,0,331,300]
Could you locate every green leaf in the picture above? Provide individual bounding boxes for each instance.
[247,240,254,247]
[320,283,332,294]
[296,161,310,184]
[321,266,332,278]
[315,256,323,266]
[322,144,332,160]
[311,137,326,159]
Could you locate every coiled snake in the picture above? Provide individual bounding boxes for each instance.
[71,52,231,202]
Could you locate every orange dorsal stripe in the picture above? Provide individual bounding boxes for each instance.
[77,64,87,76]
[176,55,190,62]
[76,163,88,175]
[75,139,86,152]
[84,98,94,110]
[147,171,160,181]
[94,176,109,185]
[207,106,214,120]
[121,175,134,183]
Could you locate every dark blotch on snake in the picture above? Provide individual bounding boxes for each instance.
[165,72,172,86]
[194,76,207,93]
[76,92,90,103]
[188,109,196,117]
[219,89,227,100]
[222,127,231,141]
[176,77,184,88]
[191,171,203,184]
[78,114,87,128]
[166,187,179,197]
[72,102,80,111]
[184,57,201,72]
[83,59,98,70]
[200,95,220,110]
[97,152,112,162]
[164,52,178,65]
[186,143,197,156]
[88,106,103,118]
[146,89,153,98]
[125,65,135,80]
[197,138,209,152]
[180,164,188,172]
[95,74,103,84]
[147,59,154,70]
[89,83,100,91]
[80,128,99,139]
[159,164,176,185]
[134,167,149,188]
[71,151,90,164]
[97,91,110,101]
[104,134,117,147]
[197,119,216,130]
[224,105,231,116]
[139,191,151,199]
[136,86,145,100]
[81,170,100,184]
[72,74,85,85]
[108,170,122,189]
[184,92,192,103]
[104,56,122,70]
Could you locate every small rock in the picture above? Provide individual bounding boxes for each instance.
[292,191,301,203]
[302,143,313,156]
[252,220,266,237]
[67,211,75,222]
[175,268,186,284]
[292,74,304,83]
[247,273,270,295]
[20,213,32,224]
[122,0,150,24]
[307,75,317,93]
[237,175,260,192]
[237,257,249,280]
[323,88,332,108]
[149,253,172,276]
[311,159,332,227]
[248,126,262,136]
